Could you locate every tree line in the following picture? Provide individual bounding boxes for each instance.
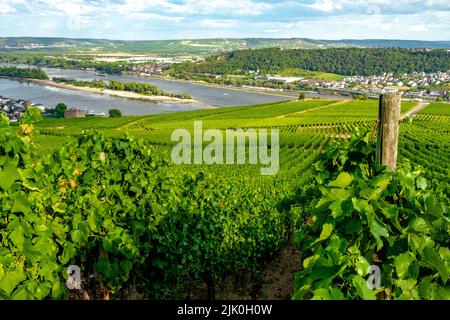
[0,66,48,79]
[168,47,450,77]
[53,77,192,99]
[0,54,127,74]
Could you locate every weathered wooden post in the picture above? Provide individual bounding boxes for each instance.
[376,91,402,170]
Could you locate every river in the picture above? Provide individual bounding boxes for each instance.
[0,67,296,116]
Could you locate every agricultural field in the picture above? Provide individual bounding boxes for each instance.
[1,99,449,300]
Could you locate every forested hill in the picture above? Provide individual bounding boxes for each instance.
[169,48,450,77]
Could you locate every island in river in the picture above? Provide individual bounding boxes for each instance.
[5,77,198,104]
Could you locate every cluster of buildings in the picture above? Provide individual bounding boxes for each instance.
[325,71,449,99]
[129,63,170,76]
[0,96,46,122]
[252,71,449,100]
[0,96,106,121]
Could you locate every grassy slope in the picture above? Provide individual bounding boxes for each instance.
[34,100,419,150]
[29,98,449,204]
[419,102,450,116]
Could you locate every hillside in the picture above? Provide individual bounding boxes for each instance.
[1,98,449,300]
[168,47,450,77]
[1,37,450,55]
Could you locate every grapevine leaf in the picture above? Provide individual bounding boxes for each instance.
[416,177,427,190]
[0,270,26,295]
[355,257,370,276]
[9,224,26,251]
[0,169,20,191]
[329,172,353,188]
[366,209,389,251]
[418,276,437,299]
[312,287,345,300]
[352,275,377,300]
[423,246,449,283]
[318,223,334,242]
[11,194,31,215]
[394,252,416,279]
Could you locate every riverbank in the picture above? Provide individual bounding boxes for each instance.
[126,72,302,99]
[3,77,198,104]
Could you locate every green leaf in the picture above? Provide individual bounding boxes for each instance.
[423,246,449,283]
[0,168,20,191]
[418,276,437,299]
[87,211,100,232]
[416,177,427,190]
[355,257,370,276]
[437,286,450,299]
[394,252,416,279]
[366,210,389,251]
[318,223,334,242]
[11,194,31,215]
[0,270,27,295]
[312,287,345,300]
[9,225,26,251]
[408,218,429,234]
[59,243,76,264]
[368,174,390,200]
[11,286,29,300]
[352,275,377,300]
[329,172,353,188]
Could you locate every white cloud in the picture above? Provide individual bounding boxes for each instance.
[0,3,17,14]
[409,24,427,32]
[306,0,340,12]
[201,19,238,28]
[116,0,273,16]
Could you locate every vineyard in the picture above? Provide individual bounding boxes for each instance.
[0,99,449,300]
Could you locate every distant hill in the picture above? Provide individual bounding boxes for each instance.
[168,47,450,77]
[0,37,449,54]
[325,39,450,49]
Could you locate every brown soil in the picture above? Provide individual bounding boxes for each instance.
[189,246,301,300]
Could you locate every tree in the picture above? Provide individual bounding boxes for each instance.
[109,109,122,118]
[299,92,306,100]
[21,106,43,124]
[55,103,68,118]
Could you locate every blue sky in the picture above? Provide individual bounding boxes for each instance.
[0,0,449,40]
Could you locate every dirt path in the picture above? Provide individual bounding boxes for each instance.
[277,99,350,119]
[403,102,430,118]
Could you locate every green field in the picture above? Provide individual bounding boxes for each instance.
[33,99,448,207]
[1,99,449,300]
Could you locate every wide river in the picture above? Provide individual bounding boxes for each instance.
[0,67,296,115]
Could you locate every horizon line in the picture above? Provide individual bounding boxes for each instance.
[1,36,450,42]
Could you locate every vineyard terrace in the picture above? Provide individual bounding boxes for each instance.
[171,121,279,175]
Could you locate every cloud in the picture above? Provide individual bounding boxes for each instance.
[0,0,448,40]
[409,24,428,32]
[306,0,342,12]
[201,19,238,28]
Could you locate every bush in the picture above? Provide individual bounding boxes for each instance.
[0,129,290,299]
[108,109,122,118]
[55,103,68,118]
[293,129,450,300]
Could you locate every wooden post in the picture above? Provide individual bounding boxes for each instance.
[376,91,402,170]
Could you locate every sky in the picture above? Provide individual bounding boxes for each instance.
[0,0,449,41]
